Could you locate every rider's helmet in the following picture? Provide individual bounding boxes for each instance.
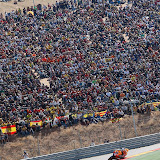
[122,148,129,156]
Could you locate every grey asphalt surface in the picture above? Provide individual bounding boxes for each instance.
[82,143,160,160]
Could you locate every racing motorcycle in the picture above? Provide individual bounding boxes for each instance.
[108,148,129,160]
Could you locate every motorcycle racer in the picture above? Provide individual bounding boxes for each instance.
[108,148,129,160]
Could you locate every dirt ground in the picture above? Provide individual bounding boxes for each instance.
[0,0,56,15]
[0,0,131,15]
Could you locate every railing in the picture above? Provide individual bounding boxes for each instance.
[26,132,160,160]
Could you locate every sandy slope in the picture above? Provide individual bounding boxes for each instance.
[40,78,50,87]
[0,0,57,15]
[0,0,132,15]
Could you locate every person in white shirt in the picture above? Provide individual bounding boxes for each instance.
[118,109,124,118]
[23,151,29,159]
[90,140,95,146]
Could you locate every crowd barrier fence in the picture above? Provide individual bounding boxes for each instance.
[26,132,160,160]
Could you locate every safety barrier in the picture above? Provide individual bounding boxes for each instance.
[27,132,160,160]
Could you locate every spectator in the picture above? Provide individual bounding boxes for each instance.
[0,0,159,137]
[118,109,124,118]
[90,140,95,146]
[104,139,109,143]
[36,123,40,132]
[23,151,29,159]
[0,132,5,144]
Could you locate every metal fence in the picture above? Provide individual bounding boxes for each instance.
[27,132,160,160]
[27,115,160,157]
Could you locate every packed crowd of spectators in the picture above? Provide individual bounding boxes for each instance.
[0,0,159,140]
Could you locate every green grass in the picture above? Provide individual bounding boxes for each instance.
[128,150,160,160]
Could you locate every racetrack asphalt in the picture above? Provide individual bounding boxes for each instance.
[125,148,160,160]
[82,143,160,160]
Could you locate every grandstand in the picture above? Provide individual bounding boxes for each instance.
[0,0,159,159]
